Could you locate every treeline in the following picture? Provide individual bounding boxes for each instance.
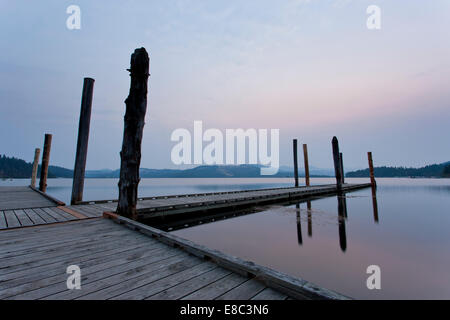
[0,155,73,179]
[347,162,450,178]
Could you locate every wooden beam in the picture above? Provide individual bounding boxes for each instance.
[117,48,150,219]
[71,78,95,205]
[293,139,299,187]
[39,134,52,192]
[30,148,40,188]
[332,137,342,192]
[303,144,310,187]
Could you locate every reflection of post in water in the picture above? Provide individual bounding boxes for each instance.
[296,204,303,245]
[307,201,312,237]
[337,195,347,252]
[371,184,379,223]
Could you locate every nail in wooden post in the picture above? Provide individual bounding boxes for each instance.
[39,134,52,192]
[332,137,342,192]
[117,48,150,220]
[71,78,95,205]
[303,144,310,187]
[368,152,376,188]
[293,139,299,187]
[30,148,40,188]
[340,152,345,184]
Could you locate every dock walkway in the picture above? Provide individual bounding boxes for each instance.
[0,183,368,299]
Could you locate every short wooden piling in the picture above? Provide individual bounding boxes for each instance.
[368,152,376,188]
[117,48,150,220]
[332,137,342,192]
[340,152,345,184]
[71,78,95,205]
[30,148,40,188]
[39,134,52,192]
[293,139,299,187]
[303,144,310,187]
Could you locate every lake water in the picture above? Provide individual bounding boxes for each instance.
[1,177,449,299]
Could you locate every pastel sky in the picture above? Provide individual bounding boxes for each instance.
[0,0,449,170]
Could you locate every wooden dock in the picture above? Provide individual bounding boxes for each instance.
[0,183,370,300]
[77,183,371,221]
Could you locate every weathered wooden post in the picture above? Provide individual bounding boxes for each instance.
[303,144,310,187]
[30,148,40,188]
[293,139,299,187]
[117,48,150,219]
[340,152,345,184]
[332,137,342,192]
[39,134,52,192]
[71,78,95,205]
[368,152,376,188]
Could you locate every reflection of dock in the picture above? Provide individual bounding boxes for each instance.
[0,185,353,300]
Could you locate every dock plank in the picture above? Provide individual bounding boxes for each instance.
[13,210,34,227]
[146,267,232,300]
[0,212,7,229]
[0,187,58,210]
[181,273,249,300]
[216,279,266,300]
[23,209,46,225]
[3,210,21,228]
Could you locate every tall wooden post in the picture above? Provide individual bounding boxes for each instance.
[303,144,310,187]
[340,152,345,184]
[30,148,40,188]
[368,152,376,188]
[332,137,342,192]
[71,78,95,205]
[117,48,150,219]
[293,139,299,187]
[39,134,52,192]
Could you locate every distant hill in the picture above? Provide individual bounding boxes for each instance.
[346,162,450,178]
[84,165,331,178]
[0,155,73,179]
[1,154,331,179]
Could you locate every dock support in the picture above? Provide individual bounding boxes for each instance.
[368,152,376,188]
[340,152,345,184]
[71,78,95,205]
[39,134,52,192]
[117,48,150,220]
[332,137,342,192]
[30,148,40,188]
[293,139,299,187]
[303,144,310,187]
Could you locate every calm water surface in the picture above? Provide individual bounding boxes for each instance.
[1,177,449,299]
